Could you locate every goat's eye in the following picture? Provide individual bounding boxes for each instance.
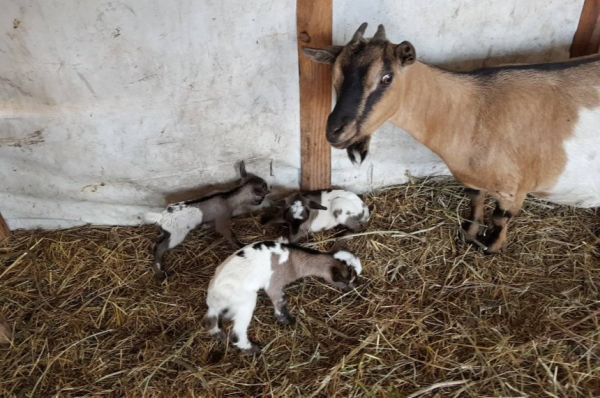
[380,73,393,85]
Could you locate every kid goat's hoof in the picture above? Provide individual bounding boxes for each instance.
[241,344,262,355]
[152,268,173,281]
[275,313,296,326]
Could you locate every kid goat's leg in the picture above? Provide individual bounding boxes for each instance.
[202,307,225,341]
[231,296,260,353]
[265,285,294,325]
[152,227,192,279]
[462,188,486,242]
[480,193,525,253]
[152,230,171,279]
[215,217,242,248]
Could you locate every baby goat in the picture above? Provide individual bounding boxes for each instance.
[145,161,269,279]
[262,189,370,242]
[202,239,362,353]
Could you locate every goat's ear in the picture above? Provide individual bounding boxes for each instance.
[307,200,327,211]
[260,212,285,225]
[330,265,349,283]
[303,46,343,64]
[239,161,248,179]
[329,239,349,253]
[395,41,416,66]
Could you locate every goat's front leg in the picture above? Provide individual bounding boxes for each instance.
[479,194,524,253]
[152,230,172,280]
[265,286,295,325]
[215,217,242,248]
[461,188,486,242]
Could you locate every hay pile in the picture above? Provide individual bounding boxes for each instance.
[1,178,598,397]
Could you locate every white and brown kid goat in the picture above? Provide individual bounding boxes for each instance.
[262,189,370,242]
[202,239,362,353]
[305,23,600,253]
[145,161,269,279]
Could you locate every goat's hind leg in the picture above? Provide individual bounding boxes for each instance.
[230,297,260,354]
[479,194,524,254]
[202,307,226,341]
[461,188,486,243]
[265,286,295,326]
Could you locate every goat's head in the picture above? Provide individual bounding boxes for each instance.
[304,23,416,164]
[329,249,362,291]
[238,161,269,205]
[283,194,327,235]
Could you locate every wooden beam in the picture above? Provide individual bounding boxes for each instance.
[0,213,9,241]
[570,0,600,57]
[297,0,332,190]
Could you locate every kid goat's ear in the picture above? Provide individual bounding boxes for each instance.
[307,200,327,211]
[329,239,349,253]
[239,160,248,179]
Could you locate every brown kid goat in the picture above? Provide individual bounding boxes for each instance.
[145,161,269,279]
[305,23,600,253]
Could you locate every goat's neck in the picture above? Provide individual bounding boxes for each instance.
[224,187,248,211]
[289,250,335,281]
[389,62,480,163]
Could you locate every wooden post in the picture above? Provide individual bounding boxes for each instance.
[296,0,332,190]
[0,213,9,241]
[571,0,600,57]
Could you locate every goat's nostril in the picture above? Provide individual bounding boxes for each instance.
[327,115,351,137]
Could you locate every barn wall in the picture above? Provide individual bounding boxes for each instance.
[0,0,584,229]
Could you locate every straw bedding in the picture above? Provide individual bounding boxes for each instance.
[1,178,598,397]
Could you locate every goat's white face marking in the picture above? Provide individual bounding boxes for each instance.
[291,200,305,220]
[333,250,362,275]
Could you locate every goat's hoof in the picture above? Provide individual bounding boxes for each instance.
[276,314,295,326]
[461,221,481,242]
[242,344,262,355]
[212,331,227,342]
[481,240,503,255]
[152,270,168,281]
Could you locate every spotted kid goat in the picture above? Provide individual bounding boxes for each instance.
[202,238,362,353]
[261,189,370,242]
[305,23,600,253]
[145,161,269,279]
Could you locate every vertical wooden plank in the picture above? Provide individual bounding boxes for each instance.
[570,0,600,57]
[297,0,332,190]
[0,213,9,241]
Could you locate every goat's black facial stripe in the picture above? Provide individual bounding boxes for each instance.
[290,220,302,235]
[357,60,392,128]
[330,64,369,124]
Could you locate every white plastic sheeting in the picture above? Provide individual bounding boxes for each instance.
[0,0,584,229]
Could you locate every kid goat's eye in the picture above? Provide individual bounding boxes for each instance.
[381,73,393,85]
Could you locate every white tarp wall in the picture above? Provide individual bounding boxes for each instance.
[0,0,584,229]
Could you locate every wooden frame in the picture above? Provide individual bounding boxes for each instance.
[571,0,600,57]
[296,0,333,190]
[0,213,9,241]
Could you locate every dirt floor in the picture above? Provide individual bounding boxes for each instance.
[1,178,599,397]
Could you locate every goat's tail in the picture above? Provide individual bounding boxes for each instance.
[144,211,163,225]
